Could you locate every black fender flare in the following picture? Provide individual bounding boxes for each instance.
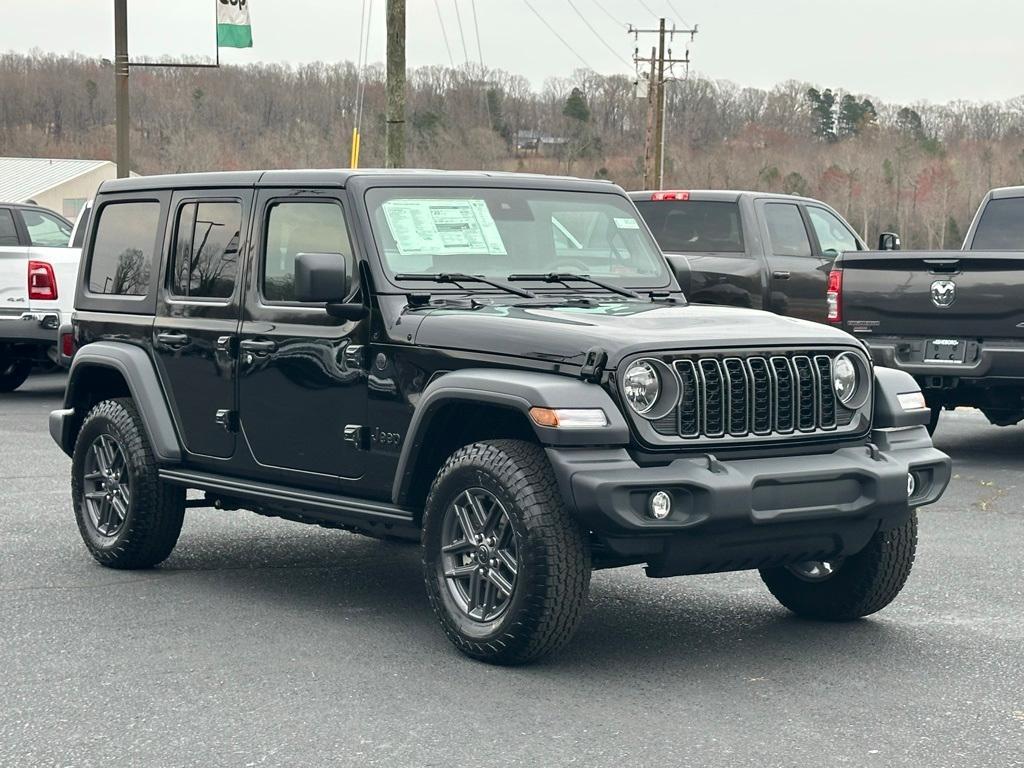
[391,369,630,505]
[52,341,182,462]
[873,366,930,429]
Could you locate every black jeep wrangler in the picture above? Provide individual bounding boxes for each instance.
[50,170,951,664]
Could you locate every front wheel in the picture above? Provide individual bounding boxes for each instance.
[759,511,918,621]
[422,440,591,665]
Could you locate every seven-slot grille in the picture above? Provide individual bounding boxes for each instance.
[654,352,849,441]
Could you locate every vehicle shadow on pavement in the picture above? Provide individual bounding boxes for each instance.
[932,422,1024,469]
[151,525,920,675]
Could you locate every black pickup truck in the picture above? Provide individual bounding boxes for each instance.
[631,190,871,323]
[830,185,1024,431]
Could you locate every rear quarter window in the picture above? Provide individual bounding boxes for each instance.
[971,197,1024,250]
[88,201,161,296]
[634,200,745,254]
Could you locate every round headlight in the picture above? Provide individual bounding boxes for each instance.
[832,352,860,405]
[623,360,661,415]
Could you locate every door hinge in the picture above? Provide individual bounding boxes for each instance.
[580,346,607,383]
[344,424,368,450]
[215,409,239,432]
[216,335,238,358]
[344,344,366,369]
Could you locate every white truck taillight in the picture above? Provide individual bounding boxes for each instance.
[826,268,842,323]
[28,260,58,301]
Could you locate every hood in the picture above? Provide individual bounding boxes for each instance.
[404,300,858,367]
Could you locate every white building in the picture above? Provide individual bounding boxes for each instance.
[0,157,122,220]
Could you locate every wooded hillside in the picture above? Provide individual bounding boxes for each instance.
[4,51,1024,248]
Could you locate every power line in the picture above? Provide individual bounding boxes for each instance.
[433,0,455,67]
[665,1,690,28]
[567,0,632,68]
[470,0,486,69]
[589,0,624,28]
[523,0,595,70]
[452,0,471,67]
[636,0,659,18]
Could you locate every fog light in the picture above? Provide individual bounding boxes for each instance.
[649,490,672,520]
[907,472,916,497]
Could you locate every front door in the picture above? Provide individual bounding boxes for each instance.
[152,190,251,460]
[759,200,828,322]
[236,191,367,490]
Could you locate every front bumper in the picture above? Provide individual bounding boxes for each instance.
[547,425,951,577]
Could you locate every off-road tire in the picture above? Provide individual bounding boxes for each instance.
[0,356,32,392]
[71,398,186,569]
[760,511,918,621]
[925,407,941,435]
[422,439,591,665]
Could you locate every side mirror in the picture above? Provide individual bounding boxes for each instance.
[878,232,901,251]
[294,252,349,302]
[294,252,367,321]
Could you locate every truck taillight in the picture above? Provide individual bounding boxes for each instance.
[826,269,842,323]
[61,331,76,358]
[28,260,58,301]
[651,190,690,201]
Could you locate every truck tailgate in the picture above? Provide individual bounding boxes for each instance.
[839,250,1024,339]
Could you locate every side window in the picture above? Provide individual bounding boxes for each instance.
[263,201,352,302]
[970,197,1024,250]
[764,203,812,258]
[88,201,160,296]
[0,209,18,246]
[807,207,859,256]
[170,201,241,299]
[23,209,72,247]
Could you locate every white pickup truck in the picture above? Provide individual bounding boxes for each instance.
[0,202,82,391]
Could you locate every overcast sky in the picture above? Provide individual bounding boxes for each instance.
[2,0,1022,105]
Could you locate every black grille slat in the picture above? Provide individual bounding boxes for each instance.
[665,351,859,442]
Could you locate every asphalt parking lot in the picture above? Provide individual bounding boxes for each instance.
[2,373,1022,767]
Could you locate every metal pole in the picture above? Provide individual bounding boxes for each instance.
[653,18,666,190]
[114,0,130,178]
[385,0,406,168]
[643,48,657,189]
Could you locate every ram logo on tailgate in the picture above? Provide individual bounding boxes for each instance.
[931,280,956,308]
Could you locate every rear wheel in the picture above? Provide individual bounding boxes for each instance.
[759,511,918,621]
[422,439,591,665]
[72,398,185,569]
[0,354,32,392]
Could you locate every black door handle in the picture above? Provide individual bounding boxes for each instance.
[772,270,791,280]
[239,339,277,355]
[156,331,190,347]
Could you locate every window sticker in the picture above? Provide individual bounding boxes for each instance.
[614,217,641,230]
[382,199,507,256]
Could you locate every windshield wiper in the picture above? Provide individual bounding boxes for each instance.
[506,272,643,299]
[394,272,536,299]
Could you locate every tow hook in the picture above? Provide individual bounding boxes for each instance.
[866,442,885,461]
[703,454,727,474]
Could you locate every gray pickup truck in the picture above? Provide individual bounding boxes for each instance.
[631,190,873,324]
[830,185,1024,431]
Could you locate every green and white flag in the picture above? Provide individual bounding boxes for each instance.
[217,0,253,48]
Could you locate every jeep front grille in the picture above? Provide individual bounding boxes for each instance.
[648,351,859,443]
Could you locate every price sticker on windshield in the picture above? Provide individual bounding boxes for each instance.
[382,199,508,257]
[614,217,641,230]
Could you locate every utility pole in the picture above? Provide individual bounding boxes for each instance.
[385,0,406,168]
[631,18,698,189]
[114,0,130,178]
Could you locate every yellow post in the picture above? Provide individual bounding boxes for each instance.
[349,127,360,169]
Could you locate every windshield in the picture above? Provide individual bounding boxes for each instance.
[366,187,671,290]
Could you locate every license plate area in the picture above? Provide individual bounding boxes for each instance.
[924,338,965,363]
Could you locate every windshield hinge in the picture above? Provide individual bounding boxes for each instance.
[579,347,607,383]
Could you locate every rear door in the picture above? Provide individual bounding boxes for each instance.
[151,190,251,461]
[0,207,29,320]
[758,200,827,322]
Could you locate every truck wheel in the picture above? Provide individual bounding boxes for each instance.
[71,398,185,569]
[0,356,31,392]
[422,439,591,665]
[759,511,918,621]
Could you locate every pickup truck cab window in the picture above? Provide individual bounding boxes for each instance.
[633,200,745,254]
[0,208,18,246]
[970,196,1024,249]
[764,203,812,258]
[23,208,72,247]
[807,206,860,256]
[366,187,670,288]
